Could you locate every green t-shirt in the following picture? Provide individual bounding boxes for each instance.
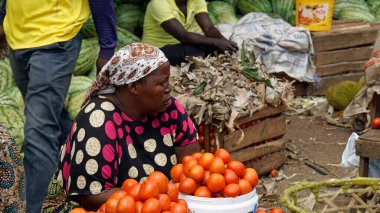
[142,0,208,48]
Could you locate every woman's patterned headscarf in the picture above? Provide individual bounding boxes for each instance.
[84,43,168,104]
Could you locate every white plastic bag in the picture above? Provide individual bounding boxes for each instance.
[340,132,360,167]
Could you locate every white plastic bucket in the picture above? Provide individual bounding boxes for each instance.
[179,189,258,213]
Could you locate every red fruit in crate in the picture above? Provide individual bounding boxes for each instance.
[179,177,197,195]
[170,203,187,213]
[139,180,159,201]
[183,159,198,176]
[122,178,138,192]
[198,125,204,135]
[223,183,241,197]
[202,170,211,185]
[177,199,188,209]
[227,161,246,178]
[141,198,161,213]
[170,164,184,183]
[199,153,215,170]
[148,171,168,194]
[182,155,194,164]
[238,179,253,195]
[194,186,212,197]
[68,208,86,213]
[127,183,141,201]
[187,164,204,182]
[98,203,106,213]
[209,157,225,174]
[224,169,239,184]
[206,173,225,193]
[243,168,259,188]
[167,183,179,201]
[157,194,171,211]
[270,169,279,178]
[109,190,127,200]
[198,135,204,145]
[191,152,202,161]
[256,209,267,213]
[270,208,283,213]
[105,197,119,213]
[116,195,136,213]
[135,201,143,213]
[215,148,231,164]
[372,117,380,129]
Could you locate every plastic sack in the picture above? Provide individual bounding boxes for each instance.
[340,132,359,167]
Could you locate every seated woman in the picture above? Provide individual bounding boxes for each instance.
[142,0,238,65]
[59,43,199,211]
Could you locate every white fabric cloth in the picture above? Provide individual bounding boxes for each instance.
[216,13,316,82]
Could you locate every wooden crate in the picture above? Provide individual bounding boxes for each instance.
[199,104,288,175]
[307,20,380,96]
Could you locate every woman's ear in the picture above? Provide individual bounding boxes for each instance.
[128,83,139,95]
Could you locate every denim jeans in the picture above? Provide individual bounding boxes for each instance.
[8,33,82,213]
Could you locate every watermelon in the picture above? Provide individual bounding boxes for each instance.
[237,0,272,14]
[0,106,26,151]
[0,93,18,108]
[67,90,88,120]
[87,64,98,81]
[116,27,141,50]
[208,1,238,24]
[68,76,93,97]
[0,58,15,94]
[83,15,97,38]
[7,87,24,110]
[115,4,144,31]
[219,0,238,7]
[74,39,97,76]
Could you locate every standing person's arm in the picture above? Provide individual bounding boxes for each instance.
[0,0,7,59]
[89,0,117,72]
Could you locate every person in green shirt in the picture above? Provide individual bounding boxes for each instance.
[143,0,238,65]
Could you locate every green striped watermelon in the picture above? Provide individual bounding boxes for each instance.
[68,76,93,96]
[208,1,238,24]
[5,87,24,110]
[67,90,88,120]
[115,4,144,31]
[74,39,97,76]
[0,106,26,151]
[0,58,16,93]
[0,93,18,108]
[116,27,141,50]
[83,15,97,38]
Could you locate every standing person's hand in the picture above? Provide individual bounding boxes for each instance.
[96,57,109,74]
[215,39,238,53]
[0,26,8,60]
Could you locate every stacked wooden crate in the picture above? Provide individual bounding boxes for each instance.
[198,104,287,176]
[307,20,380,95]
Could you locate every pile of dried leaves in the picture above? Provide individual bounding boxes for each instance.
[170,53,293,131]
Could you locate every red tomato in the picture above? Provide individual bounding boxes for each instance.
[270,208,283,213]
[256,210,266,213]
[372,117,380,129]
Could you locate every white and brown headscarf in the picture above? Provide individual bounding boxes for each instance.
[84,43,168,104]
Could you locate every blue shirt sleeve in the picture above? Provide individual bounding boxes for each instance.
[0,0,6,25]
[89,0,117,59]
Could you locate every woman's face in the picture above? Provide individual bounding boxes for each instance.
[135,61,172,114]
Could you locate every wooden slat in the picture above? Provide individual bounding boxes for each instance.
[359,157,369,177]
[311,22,380,52]
[356,139,380,159]
[314,46,373,66]
[307,72,364,96]
[223,115,286,152]
[235,104,287,125]
[230,139,286,163]
[316,61,365,76]
[358,129,380,142]
[245,151,287,176]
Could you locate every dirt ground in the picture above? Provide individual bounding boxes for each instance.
[256,114,358,211]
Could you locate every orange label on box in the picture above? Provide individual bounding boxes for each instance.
[296,0,334,31]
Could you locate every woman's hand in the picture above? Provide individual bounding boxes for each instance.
[215,39,238,53]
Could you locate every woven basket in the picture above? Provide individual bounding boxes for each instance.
[281,178,380,213]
